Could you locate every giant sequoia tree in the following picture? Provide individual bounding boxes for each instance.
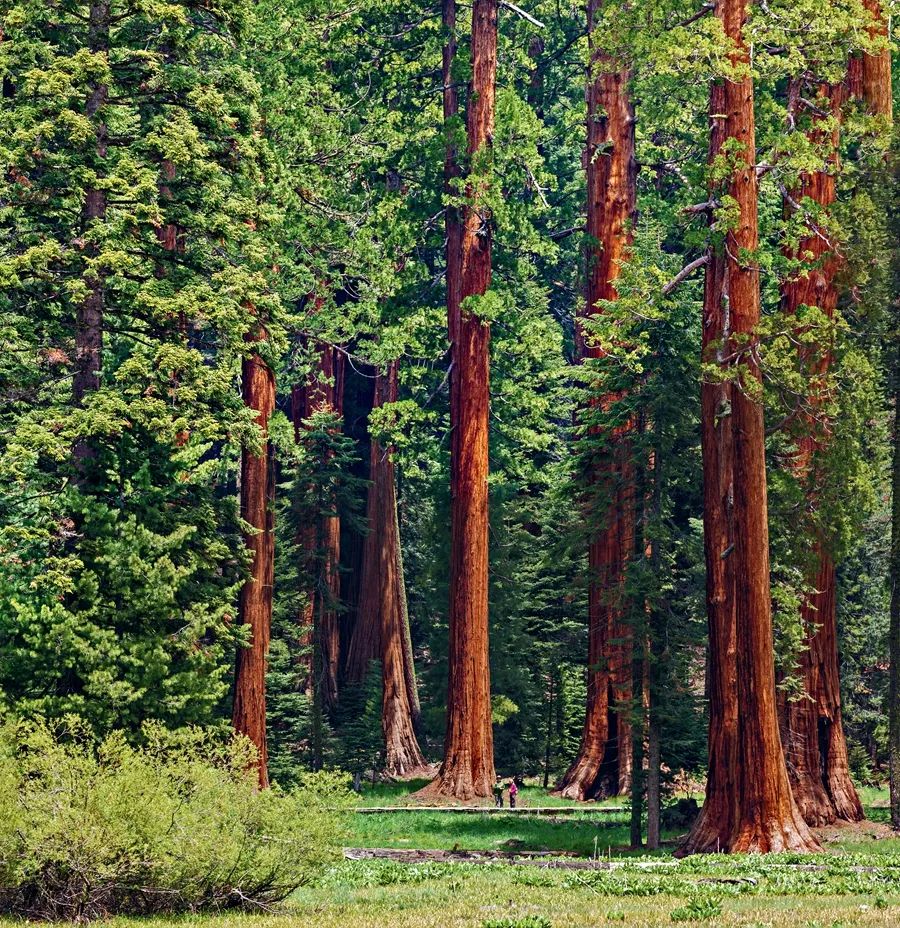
[429,0,498,800]
[559,0,637,802]
[683,0,820,854]
[777,78,862,826]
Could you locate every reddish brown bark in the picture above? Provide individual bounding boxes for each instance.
[848,0,895,829]
[847,1,893,121]
[233,328,276,789]
[683,0,820,854]
[362,363,427,776]
[683,79,740,854]
[293,339,345,712]
[558,0,637,802]
[778,80,863,826]
[426,0,497,801]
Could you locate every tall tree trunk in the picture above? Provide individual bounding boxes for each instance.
[779,80,863,826]
[847,0,893,121]
[363,362,428,777]
[558,0,637,802]
[848,0,895,829]
[233,329,276,789]
[428,0,497,800]
[683,0,820,854]
[294,339,345,712]
[291,383,316,699]
[73,0,109,432]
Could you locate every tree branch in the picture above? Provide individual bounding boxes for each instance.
[499,0,545,29]
[662,254,710,295]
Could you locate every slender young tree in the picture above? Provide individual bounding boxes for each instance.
[233,327,276,789]
[683,0,820,854]
[558,0,637,802]
[428,0,498,800]
[293,337,345,712]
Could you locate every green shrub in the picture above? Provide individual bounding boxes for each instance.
[670,896,724,922]
[0,719,352,920]
[482,917,552,928]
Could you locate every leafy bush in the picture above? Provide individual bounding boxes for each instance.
[0,720,352,920]
[670,896,723,921]
[482,917,552,928]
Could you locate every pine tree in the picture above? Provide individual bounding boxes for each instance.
[0,0,268,735]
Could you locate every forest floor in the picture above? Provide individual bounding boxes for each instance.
[62,784,900,927]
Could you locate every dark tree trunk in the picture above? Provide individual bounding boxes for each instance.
[233,330,276,789]
[293,339,345,712]
[683,0,820,854]
[291,383,316,700]
[778,80,863,826]
[558,0,637,802]
[73,0,109,429]
[427,0,497,800]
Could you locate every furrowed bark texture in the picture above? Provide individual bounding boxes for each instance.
[684,0,820,854]
[778,80,863,826]
[429,0,497,800]
[847,0,896,831]
[365,363,427,776]
[847,0,893,121]
[233,334,276,789]
[558,0,636,802]
[682,78,739,854]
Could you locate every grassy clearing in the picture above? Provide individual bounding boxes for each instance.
[347,808,679,856]
[92,852,900,928]
[27,787,899,926]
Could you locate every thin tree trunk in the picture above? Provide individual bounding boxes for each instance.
[294,339,345,712]
[291,383,315,699]
[233,328,276,789]
[543,673,554,789]
[558,0,637,802]
[366,363,428,777]
[683,0,820,854]
[73,0,109,424]
[427,0,497,800]
[778,79,863,826]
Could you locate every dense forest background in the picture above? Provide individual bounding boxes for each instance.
[0,0,897,852]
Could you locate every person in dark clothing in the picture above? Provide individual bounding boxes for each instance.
[493,776,504,808]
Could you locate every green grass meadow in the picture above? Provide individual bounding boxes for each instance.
[47,784,900,928]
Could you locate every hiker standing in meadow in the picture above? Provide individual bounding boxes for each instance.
[493,776,504,808]
[508,778,518,809]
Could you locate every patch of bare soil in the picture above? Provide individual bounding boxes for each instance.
[815,818,896,845]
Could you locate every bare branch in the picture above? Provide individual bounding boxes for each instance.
[499,0,545,29]
[662,254,710,295]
